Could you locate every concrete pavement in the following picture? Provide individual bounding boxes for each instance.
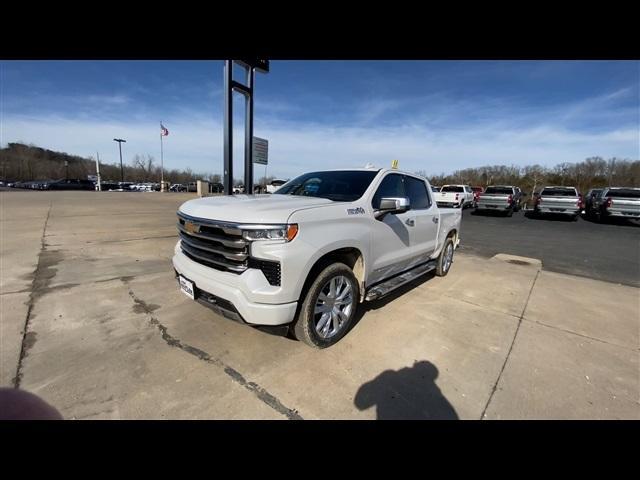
[1,190,638,419]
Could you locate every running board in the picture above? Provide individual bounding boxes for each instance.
[365,260,437,301]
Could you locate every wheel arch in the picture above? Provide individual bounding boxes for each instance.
[298,247,366,304]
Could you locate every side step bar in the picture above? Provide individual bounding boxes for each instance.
[365,260,437,302]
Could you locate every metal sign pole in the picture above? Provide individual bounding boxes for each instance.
[96,152,102,191]
[222,59,268,196]
[244,66,255,194]
[223,61,233,196]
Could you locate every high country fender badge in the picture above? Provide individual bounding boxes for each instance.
[184,221,200,234]
[346,207,366,215]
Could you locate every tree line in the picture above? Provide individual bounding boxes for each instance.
[2,143,637,194]
[419,157,640,195]
[0,143,284,188]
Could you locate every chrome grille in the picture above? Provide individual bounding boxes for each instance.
[177,212,248,273]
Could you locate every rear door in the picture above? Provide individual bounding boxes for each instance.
[404,175,438,260]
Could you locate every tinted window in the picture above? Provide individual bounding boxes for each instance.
[441,186,463,193]
[541,187,578,197]
[371,174,404,209]
[275,170,378,202]
[485,187,514,195]
[404,176,431,209]
[606,189,640,198]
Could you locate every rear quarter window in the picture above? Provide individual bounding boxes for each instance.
[606,189,640,198]
[541,188,578,196]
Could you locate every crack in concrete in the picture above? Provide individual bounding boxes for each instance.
[125,286,304,420]
[480,270,541,420]
[13,202,53,388]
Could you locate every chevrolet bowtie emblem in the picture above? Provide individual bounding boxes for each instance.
[184,221,200,234]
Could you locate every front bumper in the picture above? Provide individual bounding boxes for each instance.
[173,250,298,326]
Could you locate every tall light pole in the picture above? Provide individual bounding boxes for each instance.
[113,138,126,183]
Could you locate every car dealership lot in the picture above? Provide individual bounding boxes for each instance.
[1,190,638,419]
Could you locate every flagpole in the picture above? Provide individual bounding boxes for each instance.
[160,120,164,191]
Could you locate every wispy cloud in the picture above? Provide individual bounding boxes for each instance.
[3,107,637,180]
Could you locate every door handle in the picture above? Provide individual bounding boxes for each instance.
[433,217,439,224]
[405,218,415,226]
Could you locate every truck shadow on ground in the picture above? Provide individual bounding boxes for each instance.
[353,360,459,420]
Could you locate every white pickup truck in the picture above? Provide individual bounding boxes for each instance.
[436,185,475,209]
[172,167,462,348]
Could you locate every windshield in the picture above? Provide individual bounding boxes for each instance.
[441,186,463,193]
[485,187,513,194]
[541,187,578,197]
[606,189,640,198]
[274,170,378,202]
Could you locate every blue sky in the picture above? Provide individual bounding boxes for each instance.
[1,60,638,179]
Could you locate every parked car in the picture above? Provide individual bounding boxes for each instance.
[436,185,474,209]
[173,167,462,348]
[233,185,245,194]
[475,185,522,216]
[48,179,96,191]
[210,182,224,193]
[583,188,603,216]
[589,187,640,221]
[266,179,287,193]
[533,186,582,220]
[431,185,441,193]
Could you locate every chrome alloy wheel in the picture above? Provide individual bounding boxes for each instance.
[443,242,454,273]
[313,275,354,339]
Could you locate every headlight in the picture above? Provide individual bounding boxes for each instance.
[241,224,298,242]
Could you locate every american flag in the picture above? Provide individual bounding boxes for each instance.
[161,124,169,136]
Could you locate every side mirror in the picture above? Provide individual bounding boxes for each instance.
[375,197,410,219]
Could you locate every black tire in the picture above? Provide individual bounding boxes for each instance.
[506,207,513,217]
[435,237,455,277]
[292,262,360,349]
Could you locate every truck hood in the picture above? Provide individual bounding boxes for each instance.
[179,194,334,224]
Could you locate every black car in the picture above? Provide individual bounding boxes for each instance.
[583,188,603,217]
[48,179,95,191]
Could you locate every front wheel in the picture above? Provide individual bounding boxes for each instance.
[435,237,455,277]
[293,263,360,348]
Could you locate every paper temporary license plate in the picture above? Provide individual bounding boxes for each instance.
[179,275,195,300]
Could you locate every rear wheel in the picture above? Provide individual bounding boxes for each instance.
[293,263,360,348]
[435,237,455,277]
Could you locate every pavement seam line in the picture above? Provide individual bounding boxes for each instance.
[13,201,52,388]
[480,269,541,420]
[522,317,639,352]
[125,286,304,420]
